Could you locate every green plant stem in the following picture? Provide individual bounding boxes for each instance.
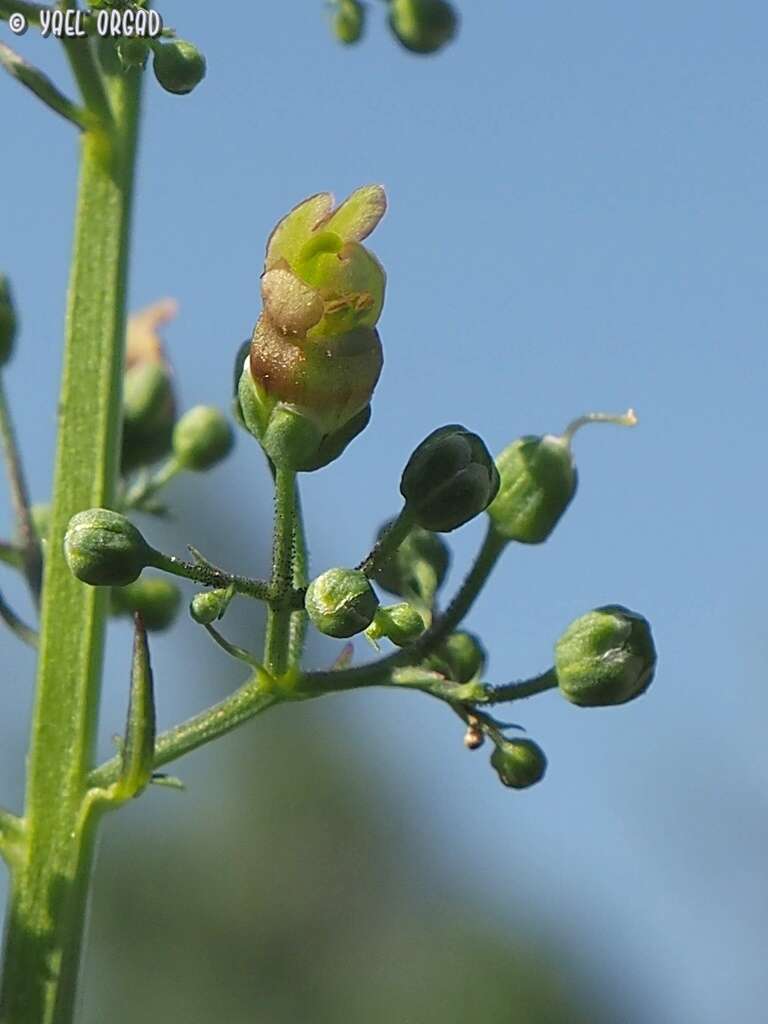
[149,549,278,602]
[89,672,277,788]
[357,505,413,578]
[263,466,296,676]
[0,589,38,648]
[0,1,47,27]
[287,484,308,668]
[0,57,142,1023]
[0,376,43,603]
[488,669,558,703]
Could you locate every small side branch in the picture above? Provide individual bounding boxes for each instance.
[0,42,88,130]
[0,590,38,648]
[0,377,43,603]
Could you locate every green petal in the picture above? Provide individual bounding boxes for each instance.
[314,184,387,243]
[265,192,333,270]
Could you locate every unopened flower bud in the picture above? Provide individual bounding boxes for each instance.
[490,739,547,789]
[367,603,425,647]
[488,410,637,544]
[111,577,181,632]
[245,187,387,468]
[334,0,365,44]
[305,567,379,638]
[0,275,18,367]
[428,630,486,683]
[122,300,177,472]
[374,521,450,603]
[152,40,206,95]
[389,0,458,54]
[64,509,152,587]
[117,36,149,70]
[554,605,656,707]
[190,587,232,625]
[172,406,233,471]
[401,425,500,532]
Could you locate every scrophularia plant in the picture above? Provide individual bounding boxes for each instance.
[0,4,656,1022]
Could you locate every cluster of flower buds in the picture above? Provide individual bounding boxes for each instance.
[237,186,387,472]
[122,301,233,476]
[331,0,458,55]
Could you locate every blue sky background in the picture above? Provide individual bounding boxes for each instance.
[2,2,768,1020]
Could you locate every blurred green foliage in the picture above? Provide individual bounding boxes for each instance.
[82,702,615,1023]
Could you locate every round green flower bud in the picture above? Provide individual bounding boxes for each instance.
[374,521,450,603]
[487,435,576,544]
[491,739,547,789]
[334,0,365,44]
[368,603,425,647]
[172,406,234,471]
[111,577,181,632]
[152,40,206,95]
[190,588,231,625]
[389,0,458,54]
[401,425,500,533]
[305,568,379,638]
[554,605,656,707]
[117,36,150,70]
[428,630,486,683]
[64,508,152,587]
[122,362,176,472]
[0,275,18,367]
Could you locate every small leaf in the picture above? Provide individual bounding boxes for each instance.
[114,614,156,800]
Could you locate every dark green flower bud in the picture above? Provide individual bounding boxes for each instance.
[305,568,379,638]
[122,363,175,471]
[428,630,486,683]
[488,410,637,544]
[111,577,181,632]
[64,508,152,587]
[367,603,425,647]
[122,299,177,472]
[491,739,547,790]
[190,587,232,625]
[554,604,656,707]
[374,521,450,603]
[334,0,365,44]
[152,40,206,95]
[389,0,458,54]
[117,36,150,70]
[401,425,500,532]
[0,275,18,367]
[172,406,233,471]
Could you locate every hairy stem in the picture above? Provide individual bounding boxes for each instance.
[0,58,142,1023]
[263,466,296,676]
[287,483,309,669]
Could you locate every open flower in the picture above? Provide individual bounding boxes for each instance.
[244,186,388,469]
